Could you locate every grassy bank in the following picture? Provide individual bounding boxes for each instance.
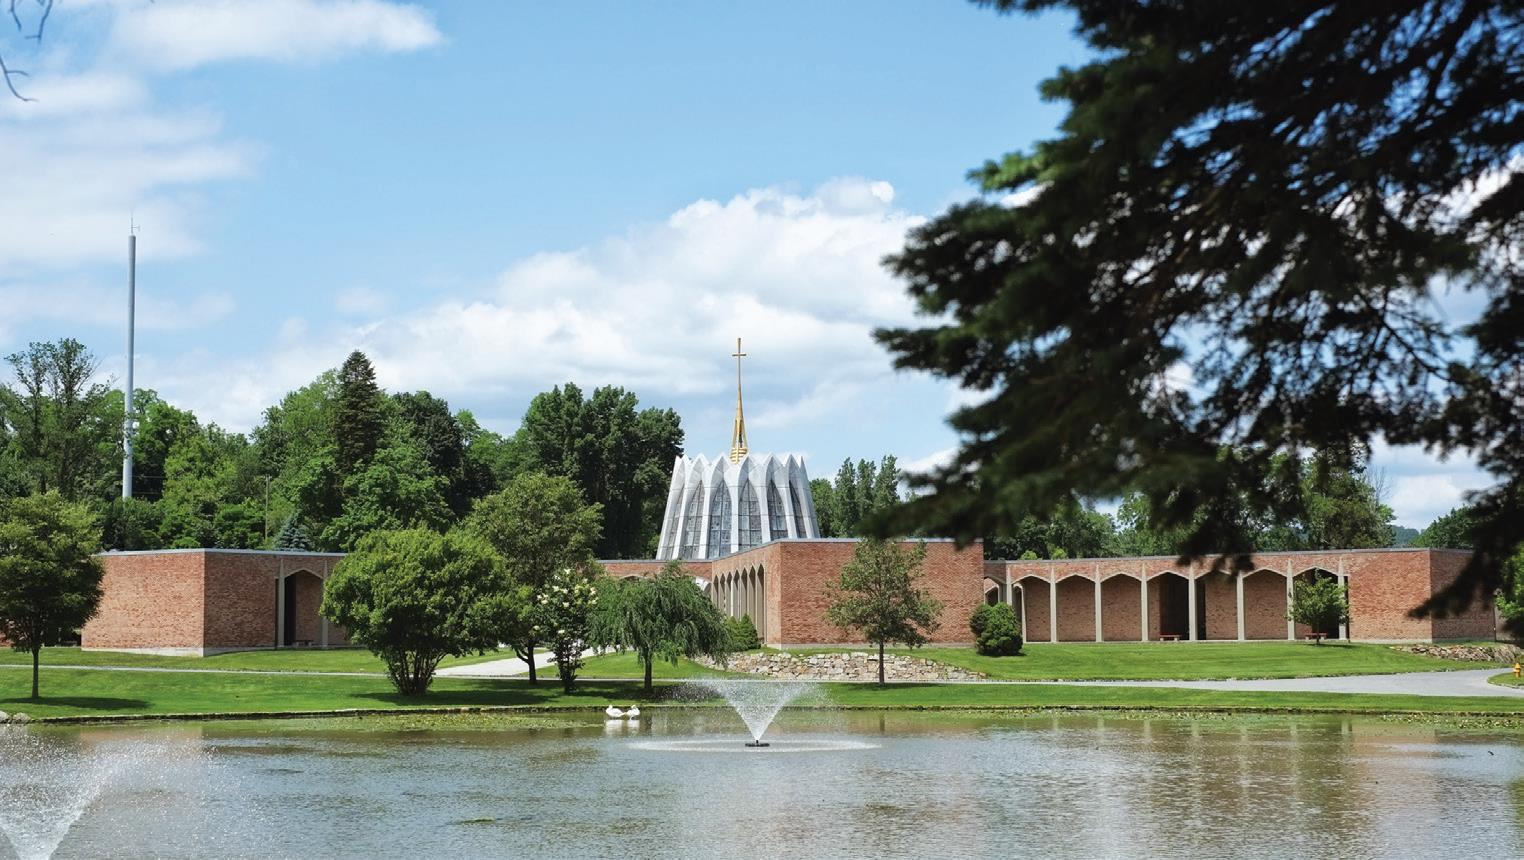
[4,665,1523,722]
[794,641,1483,680]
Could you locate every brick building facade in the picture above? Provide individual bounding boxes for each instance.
[81,543,1491,655]
[83,549,349,655]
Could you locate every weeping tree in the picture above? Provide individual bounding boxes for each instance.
[321,528,516,696]
[592,563,732,692]
[875,0,1524,632]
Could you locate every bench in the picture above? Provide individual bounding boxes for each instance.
[293,639,315,647]
[1158,634,1181,642]
[1304,633,1327,642]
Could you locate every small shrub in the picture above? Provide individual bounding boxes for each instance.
[725,615,761,651]
[970,603,1023,656]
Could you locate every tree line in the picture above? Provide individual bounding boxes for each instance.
[0,340,682,559]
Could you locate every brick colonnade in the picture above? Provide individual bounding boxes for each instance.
[986,548,1491,644]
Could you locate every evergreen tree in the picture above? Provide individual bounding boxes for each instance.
[874,1,1524,622]
[274,515,313,551]
[333,351,384,478]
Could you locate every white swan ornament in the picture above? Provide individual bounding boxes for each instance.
[625,705,641,718]
[604,705,625,718]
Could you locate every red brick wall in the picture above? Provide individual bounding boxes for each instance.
[1430,550,1497,640]
[748,540,981,646]
[1344,552,1433,641]
[83,551,205,650]
[1054,574,1095,641]
[1201,572,1237,640]
[1242,570,1289,640]
[1100,575,1142,641]
[202,553,350,649]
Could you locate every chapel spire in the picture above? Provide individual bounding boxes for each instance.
[729,337,748,464]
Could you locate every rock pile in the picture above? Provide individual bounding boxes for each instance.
[699,651,985,682]
[1393,642,1524,664]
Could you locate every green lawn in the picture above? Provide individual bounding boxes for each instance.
[0,646,512,674]
[3,666,1522,721]
[578,651,737,680]
[796,641,1482,681]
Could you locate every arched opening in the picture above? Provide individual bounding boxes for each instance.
[1293,568,1344,640]
[281,570,324,647]
[1243,569,1289,640]
[1055,575,1095,642]
[1015,575,1050,642]
[755,566,766,640]
[983,577,1002,606]
[1101,573,1143,641]
[1148,572,1191,640]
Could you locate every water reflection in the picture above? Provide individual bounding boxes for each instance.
[0,711,1520,858]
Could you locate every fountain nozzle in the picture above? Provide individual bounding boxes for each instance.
[744,740,770,748]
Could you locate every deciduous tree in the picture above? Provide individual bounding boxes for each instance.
[0,492,104,698]
[825,539,942,684]
[1287,576,1350,645]
[464,471,602,682]
[321,528,515,696]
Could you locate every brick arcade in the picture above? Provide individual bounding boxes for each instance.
[80,542,1493,654]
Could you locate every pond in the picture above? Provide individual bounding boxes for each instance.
[1,708,1521,859]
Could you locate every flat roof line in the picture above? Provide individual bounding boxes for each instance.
[96,548,346,558]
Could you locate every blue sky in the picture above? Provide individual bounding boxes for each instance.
[0,1,1491,527]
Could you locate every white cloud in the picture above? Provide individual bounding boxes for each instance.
[108,0,442,71]
[902,447,955,476]
[156,178,930,434]
[334,286,389,315]
[1370,438,1493,527]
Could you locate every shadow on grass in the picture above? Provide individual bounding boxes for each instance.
[0,696,151,711]
[354,678,666,709]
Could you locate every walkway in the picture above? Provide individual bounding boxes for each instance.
[1051,669,1524,698]
[436,650,561,678]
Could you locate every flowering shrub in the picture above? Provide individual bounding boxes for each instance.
[531,568,599,692]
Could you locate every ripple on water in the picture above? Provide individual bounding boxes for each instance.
[628,737,878,754]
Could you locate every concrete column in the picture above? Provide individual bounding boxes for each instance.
[1235,572,1246,641]
[1048,573,1058,644]
[1187,570,1198,641]
[1093,566,1103,643]
[1285,563,1296,641]
[320,562,330,648]
[275,573,286,649]
[1140,574,1149,642]
[1337,558,1349,640]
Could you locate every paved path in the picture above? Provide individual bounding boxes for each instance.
[1049,669,1524,698]
[436,651,561,678]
